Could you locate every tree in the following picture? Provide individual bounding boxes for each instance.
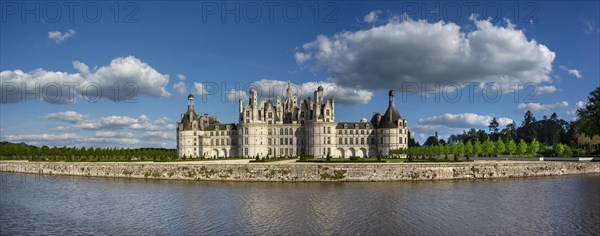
[465,141,473,158]
[529,139,540,156]
[553,143,565,157]
[517,139,528,155]
[576,86,600,137]
[484,138,495,157]
[506,139,517,156]
[488,117,500,134]
[424,136,439,146]
[473,139,482,157]
[496,139,506,156]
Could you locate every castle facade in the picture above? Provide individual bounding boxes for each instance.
[176,84,408,158]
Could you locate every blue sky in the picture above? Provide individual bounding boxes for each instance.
[1,1,598,148]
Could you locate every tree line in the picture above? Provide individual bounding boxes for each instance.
[403,86,600,157]
[0,142,177,162]
[391,138,573,160]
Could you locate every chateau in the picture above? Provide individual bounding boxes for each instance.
[176,84,408,158]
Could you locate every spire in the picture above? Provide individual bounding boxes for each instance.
[187,93,195,112]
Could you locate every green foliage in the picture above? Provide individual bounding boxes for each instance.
[517,139,528,155]
[473,139,482,157]
[0,142,177,161]
[529,139,540,155]
[575,86,600,137]
[465,141,473,158]
[496,139,506,155]
[483,138,495,157]
[553,143,565,157]
[506,139,517,156]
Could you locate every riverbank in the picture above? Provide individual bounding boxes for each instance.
[1,160,599,182]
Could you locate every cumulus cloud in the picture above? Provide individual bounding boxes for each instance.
[177,74,186,81]
[2,112,179,148]
[537,85,557,94]
[411,113,514,142]
[226,79,373,104]
[43,111,88,123]
[192,82,208,95]
[48,29,76,43]
[559,65,582,78]
[363,10,381,23]
[517,101,569,112]
[419,113,513,128]
[0,56,170,104]
[42,111,167,131]
[296,15,555,93]
[173,81,186,96]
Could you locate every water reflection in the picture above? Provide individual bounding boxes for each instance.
[1,173,599,235]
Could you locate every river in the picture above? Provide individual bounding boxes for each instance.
[1,173,599,235]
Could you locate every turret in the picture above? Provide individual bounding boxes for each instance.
[187,93,195,120]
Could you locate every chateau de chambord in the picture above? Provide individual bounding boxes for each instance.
[176,84,409,158]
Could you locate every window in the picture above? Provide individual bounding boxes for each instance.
[344,138,348,145]
[361,130,364,135]
[285,138,288,145]
[350,138,354,145]
[371,138,375,144]
[339,137,342,144]
[244,148,248,156]
[211,139,214,145]
[290,138,293,145]
[268,129,272,135]
[268,138,272,145]
[280,138,284,145]
[350,130,353,135]
[338,130,342,134]
[361,138,364,145]
[326,110,330,115]
[327,137,331,144]
[380,137,383,144]
[268,112,272,118]
[327,127,331,134]
[280,128,284,135]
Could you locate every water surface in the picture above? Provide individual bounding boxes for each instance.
[1,173,599,235]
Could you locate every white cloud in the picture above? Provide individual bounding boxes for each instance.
[2,112,179,148]
[94,131,135,138]
[576,100,585,108]
[1,56,170,104]
[192,82,208,95]
[363,10,381,23]
[559,65,582,78]
[153,117,172,125]
[226,79,373,104]
[43,111,168,131]
[537,85,557,94]
[177,74,186,81]
[48,29,76,43]
[294,52,311,65]
[296,15,555,93]
[412,112,514,142]
[418,113,513,128]
[517,101,569,112]
[43,111,88,123]
[173,81,186,96]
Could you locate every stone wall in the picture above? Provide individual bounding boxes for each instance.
[1,161,599,182]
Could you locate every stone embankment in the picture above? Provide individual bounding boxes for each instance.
[1,161,599,182]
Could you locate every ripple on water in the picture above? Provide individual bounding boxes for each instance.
[1,173,599,235]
